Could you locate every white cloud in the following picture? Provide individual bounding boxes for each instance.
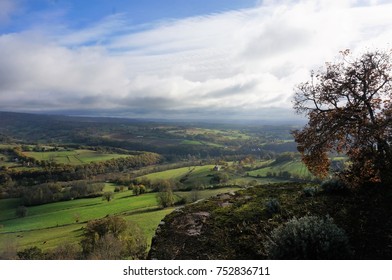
[0,0,392,120]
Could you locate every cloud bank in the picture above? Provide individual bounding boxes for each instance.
[0,0,392,120]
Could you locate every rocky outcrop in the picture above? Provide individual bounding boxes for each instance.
[147,186,285,260]
[148,183,392,260]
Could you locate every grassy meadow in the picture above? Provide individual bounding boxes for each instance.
[248,159,314,180]
[137,165,216,184]
[24,149,130,165]
[0,181,240,252]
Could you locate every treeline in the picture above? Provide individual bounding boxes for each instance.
[0,152,161,198]
[21,181,105,206]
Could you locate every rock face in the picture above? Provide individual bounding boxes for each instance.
[147,188,274,260]
[148,184,315,260]
[171,211,210,237]
[148,183,392,260]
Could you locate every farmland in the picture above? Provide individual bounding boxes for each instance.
[0,111,310,259]
[248,159,314,180]
[137,165,215,184]
[24,149,130,165]
[0,183,240,252]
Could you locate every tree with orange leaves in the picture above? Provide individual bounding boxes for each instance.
[293,49,392,186]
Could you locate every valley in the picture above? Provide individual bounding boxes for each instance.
[0,111,309,259]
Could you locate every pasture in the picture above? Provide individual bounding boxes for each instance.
[24,149,130,165]
[0,183,240,252]
[248,159,313,180]
[0,152,18,168]
[137,165,216,184]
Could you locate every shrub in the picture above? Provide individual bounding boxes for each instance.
[102,191,114,202]
[265,215,352,259]
[80,216,147,260]
[132,185,140,196]
[174,196,187,206]
[265,198,281,216]
[47,243,81,260]
[15,205,28,218]
[321,178,348,194]
[139,185,146,194]
[273,152,296,164]
[17,246,46,260]
[303,186,318,197]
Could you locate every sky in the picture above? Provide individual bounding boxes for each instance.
[0,0,391,121]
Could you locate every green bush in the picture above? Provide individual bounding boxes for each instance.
[265,198,281,216]
[17,246,46,260]
[321,179,348,194]
[132,185,141,196]
[265,215,352,259]
[15,205,28,218]
[303,186,318,197]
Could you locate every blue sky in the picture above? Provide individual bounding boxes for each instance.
[1,0,257,33]
[0,0,392,121]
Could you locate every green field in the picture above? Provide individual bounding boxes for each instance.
[137,165,216,183]
[0,190,172,251]
[24,149,130,165]
[0,183,240,252]
[0,208,173,251]
[137,163,293,187]
[248,160,313,179]
[0,152,18,167]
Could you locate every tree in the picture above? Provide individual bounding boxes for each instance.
[47,243,81,260]
[156,180,174,208]
[293,50,392,186]
[210,172,229,184]
[132,185,140,196]
[17,246,46,260]
[102,191,114,202]
[80,216,147,260]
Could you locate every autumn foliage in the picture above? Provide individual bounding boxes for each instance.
[293,49,392,186]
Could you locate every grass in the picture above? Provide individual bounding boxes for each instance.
[0,191,159,233]
[180,140,224,148]
[168,127,251,142]
[0,208,173,251]
[248,160,313,179]
[138,165,215,183]
[180,140,203,145]
[0,144,17,149]
[229,177,289,185]
[175,187,241,202]
[0,184,240,253]
[24,149,129,165]
[0,189,167,251]
[0,152,19,168]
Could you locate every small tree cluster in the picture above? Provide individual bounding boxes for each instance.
[80,216,147,260]
[132,184,146,196]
